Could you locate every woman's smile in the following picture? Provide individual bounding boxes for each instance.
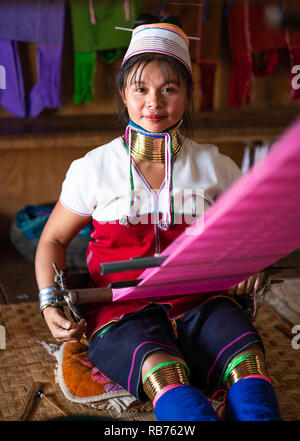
[144,114,166,122]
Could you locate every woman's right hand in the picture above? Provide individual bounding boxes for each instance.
[43,307,86,343]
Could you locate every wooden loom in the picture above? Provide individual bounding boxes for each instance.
[54,113,300,308]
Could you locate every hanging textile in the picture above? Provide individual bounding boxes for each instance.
[0,0,65,117]
[0,40,26,117]
[227,0,300,108]
[70,0,142,104]
[198,0,223,110]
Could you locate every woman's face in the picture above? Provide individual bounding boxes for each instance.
[120,61,188,133]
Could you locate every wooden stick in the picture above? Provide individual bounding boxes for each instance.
[18,381,43,421]
[68,287,112,305]
[37,390,67,417]
[18,382,67,420]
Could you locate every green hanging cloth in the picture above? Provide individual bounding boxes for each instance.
[71,0,142,104]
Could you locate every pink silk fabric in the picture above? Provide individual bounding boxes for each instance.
[113,115,300,301]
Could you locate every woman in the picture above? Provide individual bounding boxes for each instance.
[35,14,281,421]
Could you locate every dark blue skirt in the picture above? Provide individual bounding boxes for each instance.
[88,297,263,401]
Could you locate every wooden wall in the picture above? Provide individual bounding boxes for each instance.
[1,0,300,243]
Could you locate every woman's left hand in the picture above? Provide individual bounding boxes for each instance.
[228,272,265,296]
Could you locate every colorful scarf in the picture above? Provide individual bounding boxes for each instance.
[0,0,65,117]
[70,0,142,104]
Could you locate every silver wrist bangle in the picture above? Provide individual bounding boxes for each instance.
[39,286,64,314]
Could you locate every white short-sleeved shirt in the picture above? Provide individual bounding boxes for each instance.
[59,135,242,339]
[60,135,241,223]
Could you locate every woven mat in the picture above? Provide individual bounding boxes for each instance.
[253,303,300,421]
[0,301,299,421]
[265,278,300,325]
[0,302,155,421]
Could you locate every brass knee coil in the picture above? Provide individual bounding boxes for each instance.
[225,354,267,388]
[143,362,190,402]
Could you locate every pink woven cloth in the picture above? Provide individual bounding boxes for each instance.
[113,115,300,301]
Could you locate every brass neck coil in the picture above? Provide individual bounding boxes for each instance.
[128,120,183,163]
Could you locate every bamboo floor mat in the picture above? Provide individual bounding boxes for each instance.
[0,301,299,421]
[0,302,155,422]
[253,303,300,421]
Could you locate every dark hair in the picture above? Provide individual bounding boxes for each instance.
[132,13,182,29]
[116,14,194,138]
